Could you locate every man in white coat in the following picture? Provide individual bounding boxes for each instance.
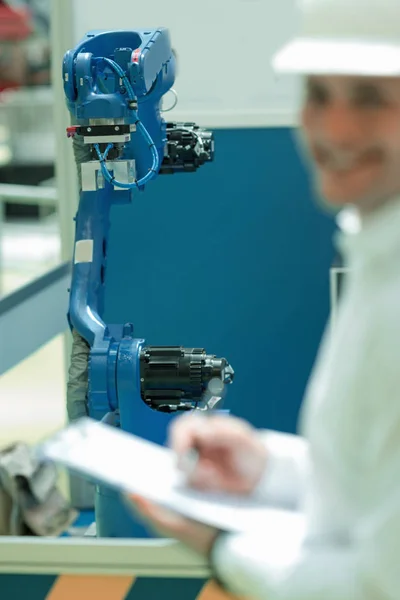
[130,0,400,598]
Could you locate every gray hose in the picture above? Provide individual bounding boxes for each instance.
[66,133,96,509]
[66,132,92,422]
[71,131,92,188]
[66,329,90,422]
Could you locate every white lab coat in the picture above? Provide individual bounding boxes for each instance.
[212,197,400,600]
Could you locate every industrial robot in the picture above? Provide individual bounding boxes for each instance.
[62,28,234,537]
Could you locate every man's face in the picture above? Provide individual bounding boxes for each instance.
[300,76,400,212]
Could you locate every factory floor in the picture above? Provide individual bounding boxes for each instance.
[0,214,69,495]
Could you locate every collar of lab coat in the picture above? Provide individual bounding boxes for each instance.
[335,196,400,267]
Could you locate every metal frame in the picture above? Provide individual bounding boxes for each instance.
[50,0,79,378]
[50,0,78,265]
[0,537,209,577]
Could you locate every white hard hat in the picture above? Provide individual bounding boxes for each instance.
[272,0,400,76]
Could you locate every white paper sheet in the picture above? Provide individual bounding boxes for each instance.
[36,417,305,537]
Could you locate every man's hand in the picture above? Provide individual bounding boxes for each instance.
[169,413,267,495]
[127,494,220,557]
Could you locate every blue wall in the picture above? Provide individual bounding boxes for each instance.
[104,127,336,434]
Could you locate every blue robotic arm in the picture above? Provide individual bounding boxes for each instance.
[63,28,233,537]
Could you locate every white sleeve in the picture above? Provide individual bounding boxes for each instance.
[211,434,400,600]
[253,430,309,509]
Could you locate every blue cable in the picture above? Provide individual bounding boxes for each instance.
[95,57,160,190]
[94,142,153,189]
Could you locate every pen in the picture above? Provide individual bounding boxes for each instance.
[180,378,226,476]
[198,377,226,412]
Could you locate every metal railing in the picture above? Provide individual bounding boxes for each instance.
[0,183,59,295]
[0,261,71,375]
[0,536,209,576]
[0,183,57,207]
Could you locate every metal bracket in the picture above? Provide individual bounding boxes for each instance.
[81,160,136,192]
